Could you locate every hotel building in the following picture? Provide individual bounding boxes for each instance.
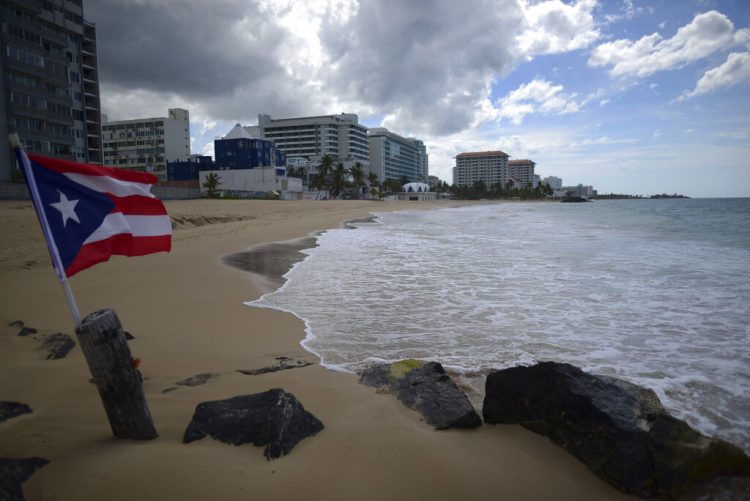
[257,113,370,168]
[508,159,536,188]
[101,108,190,181]
[0,0,103,181]
[453,150,509,187]
[368,127,428,183]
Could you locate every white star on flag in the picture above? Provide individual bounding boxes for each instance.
[49,190,80,227]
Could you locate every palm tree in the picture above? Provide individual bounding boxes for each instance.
[350,162,365,199]
[331,162,348,198]
[202,173,221,198]
[313,154,334,195]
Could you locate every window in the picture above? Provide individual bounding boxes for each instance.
[7,46,44,67]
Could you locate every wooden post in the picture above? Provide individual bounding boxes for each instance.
[75,309,158,439]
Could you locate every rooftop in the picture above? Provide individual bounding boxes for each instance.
[508,159,535,165]
[456,151,509,158]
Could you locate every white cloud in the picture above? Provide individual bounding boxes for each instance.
[678,52,750,101]
[599,98,610,106]
[653,129,663,139]
[589,10,750,78]
[517,0,599,57]
[494,79,586,124]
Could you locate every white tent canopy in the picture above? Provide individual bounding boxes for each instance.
[402,182,430,192]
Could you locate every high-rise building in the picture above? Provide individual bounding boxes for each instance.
[0,0,103,181]
[508,159,536,188]
[453,150,509,187]
[543,176,562,190]
[368,127,428,183]
[257,113,369,168]
[101,108,190,181]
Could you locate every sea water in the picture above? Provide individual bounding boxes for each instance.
[249,199,750,453]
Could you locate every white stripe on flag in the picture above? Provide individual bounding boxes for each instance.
[64,172,156,198]
[83,213,172,245]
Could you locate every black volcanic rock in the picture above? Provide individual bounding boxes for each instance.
[360,360,482,430]
[0,403,32,424]
[0,457,49,501]
[39,333,75,360]
[483,361,750,497]
[183,389,324,459]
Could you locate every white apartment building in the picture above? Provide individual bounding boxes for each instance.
[102,108,190,180]
[508,159,536,188]
[453,150,509,187]
[543,176,563,190]
[368,127,428,182]
[258,113,369,169]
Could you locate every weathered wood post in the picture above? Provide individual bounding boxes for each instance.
[75,309,158,439]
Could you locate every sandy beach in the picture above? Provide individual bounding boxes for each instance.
[0,199,632,500]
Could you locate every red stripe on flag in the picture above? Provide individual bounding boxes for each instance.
[66,234,171,277]
[28,153,158,185]
[108,195,169,216]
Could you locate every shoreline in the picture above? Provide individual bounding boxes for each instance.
[0,199,632,500]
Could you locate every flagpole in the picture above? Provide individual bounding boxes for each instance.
[9,134,82,327]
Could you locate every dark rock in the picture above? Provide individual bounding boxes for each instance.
[124,331,134,341]
[39,333,75,360]
[16,328,36,337]
[483,361,750,497]
[7,321,23,328]
[237,357,313,376]
[0,403,32,424]
[175,373,217,387]
[359,360,482,430]
[183,389,324,459]
[0,457,49,501]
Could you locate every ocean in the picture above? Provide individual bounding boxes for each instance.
[249,198,750,453]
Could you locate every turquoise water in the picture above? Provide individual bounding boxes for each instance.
[251,199,750,452]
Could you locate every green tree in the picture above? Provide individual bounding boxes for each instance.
[313,154,334,194]
[331,162,348,198]
[350,162,365,199]
[382,178,402,194]
[202,173,221,198]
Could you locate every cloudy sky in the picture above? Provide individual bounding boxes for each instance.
[86,0,750,197]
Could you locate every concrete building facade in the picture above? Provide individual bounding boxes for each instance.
[0,0,103,181]
[368,127,428,183]
[508,159,536,188]
[101,108,190,181]
[199,167,303,200]
[257,113,369,168]
[453,150,509,187]
[543,176,563,190]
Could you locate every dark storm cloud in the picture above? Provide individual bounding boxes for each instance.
[86,0,285,97]
[319,0,524,134]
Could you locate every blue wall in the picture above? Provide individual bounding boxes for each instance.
[167,155,214,181]
[215,138,286,170]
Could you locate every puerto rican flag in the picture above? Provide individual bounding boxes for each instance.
[20,152,172,277]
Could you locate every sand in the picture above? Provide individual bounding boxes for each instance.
[0,199,631,500]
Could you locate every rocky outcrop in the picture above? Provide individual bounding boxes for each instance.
[360,360,481,430]
[483,361,750,497]
[39,333,75,360]
[183,389,324,459]
[237,357,313,376]
[0,403,32,424]
[0,457,49,501]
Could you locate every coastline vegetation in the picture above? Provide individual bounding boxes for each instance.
[447,180,554,200]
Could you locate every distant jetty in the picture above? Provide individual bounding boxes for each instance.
[593,193,690,200]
